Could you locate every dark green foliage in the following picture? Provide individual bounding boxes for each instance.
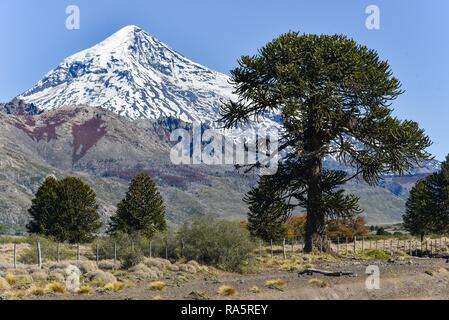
[121,249,144,269]
[220,32,432,252]
[19,235,77,264]
[26,176,59,237]
[108,173,166,239]
[177,216,256,272]
[27,176,101,243]
[403,156,449,240]
[375,227,390,236]
[0,224,5,235]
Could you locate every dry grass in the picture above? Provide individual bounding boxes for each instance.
[5,274,17,285]
[266,279,287,290]
[217,285,238,296]
[249,286,260,294]
[153,295,164,300]
[27,286,46,296]
[308,278,329,288]
[76,286,95,295]
[45,282,66,294]
[103,282,125,292]
[149,281,166,291]
[5,290,26,300]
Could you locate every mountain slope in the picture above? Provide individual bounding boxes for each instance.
[0,106,258,233]
[0,106,418,234]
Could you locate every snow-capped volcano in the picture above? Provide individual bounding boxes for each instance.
[20,25,239,126]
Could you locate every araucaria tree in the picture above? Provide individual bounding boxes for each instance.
[403,156,449,241]
[220,32,432,252]
[27,176,101,243]
[108,173,167,239]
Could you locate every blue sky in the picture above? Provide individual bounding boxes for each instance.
[0,0,448,160]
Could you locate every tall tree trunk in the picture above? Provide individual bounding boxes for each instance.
[304,155,324,253]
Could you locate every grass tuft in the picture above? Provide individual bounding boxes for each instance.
[266,279,287,290]
[45,282,66,294]
[103,282,125,292]
[76,286,95,295]
[308,278,329,288]
[217,285,238,296]
[149,281,166,291]
[27,286,46,297]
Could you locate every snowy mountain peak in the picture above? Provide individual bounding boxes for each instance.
[19,25,240,125]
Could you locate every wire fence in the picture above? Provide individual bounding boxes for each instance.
[258,236,449,260]
[1,236,448,270]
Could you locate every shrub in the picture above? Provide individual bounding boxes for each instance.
[286,216,306,240]
[177,217,256,272]
[359,249,390,261]
[326,216,369,240]
[19,235,75,264]
[121,250,144,270]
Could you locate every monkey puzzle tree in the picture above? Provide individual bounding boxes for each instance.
[220,32,432,252]
[404,156,449,241]
[27,176,101,243]
[108,173,167,239]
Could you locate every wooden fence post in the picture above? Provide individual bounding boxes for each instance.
[149,241,152,258]
[165,242,168,260]
[353,236,357,254]
[291,240,294,256]
[37,241,42,269]
[320,238,323,254]
[57,242,61,263]
[13,243,17,269]
[270,239,274,258]
[282,238,286,259]
[345,237,348,255]
[77,243,80,265]
[390,240,393,255]
[96,243,99,265]
[361,237,364,253]
[181,239,185,257]
[113,242,117,267]
[336,237,340,256]
[375,240,378,250]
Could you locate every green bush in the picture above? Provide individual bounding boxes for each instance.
[18,235,76,264]
[177,217,256,272]
[121,249,144,269]
[93,232,145,261]
[94,230,180,261]
[358,249,391,261]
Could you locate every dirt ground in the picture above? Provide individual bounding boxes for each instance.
[29,257,449,300]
